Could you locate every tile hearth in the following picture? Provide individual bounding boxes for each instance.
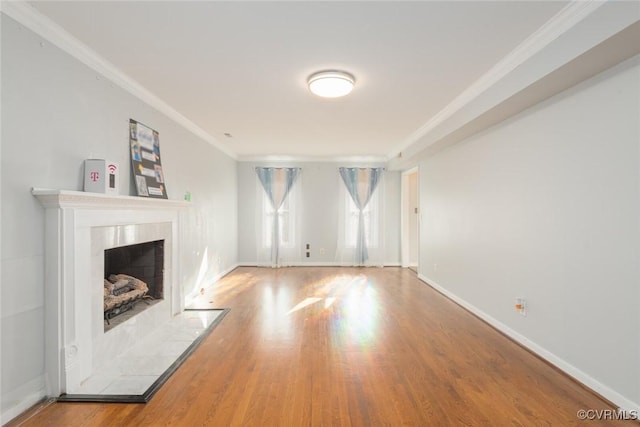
[58,309,227,402]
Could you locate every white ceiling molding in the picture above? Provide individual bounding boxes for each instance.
[388,0,640,170]
[1,1,237,160]
[389,0,606,162]
[237,155,388,164]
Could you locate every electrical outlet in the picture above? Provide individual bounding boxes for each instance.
[306,252,310,258]
[433,263,438,272]
[515,298,526,316]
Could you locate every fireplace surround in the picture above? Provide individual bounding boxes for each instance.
[33,188,190,395]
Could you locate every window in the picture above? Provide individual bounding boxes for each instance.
[344,189,379,248]
[262,190,295,248]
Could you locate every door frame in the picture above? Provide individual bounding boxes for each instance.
[400,167,419,270]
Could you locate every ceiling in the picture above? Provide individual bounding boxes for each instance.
[28,1,570,160]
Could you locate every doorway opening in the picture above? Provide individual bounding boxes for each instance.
[401,168,419,273]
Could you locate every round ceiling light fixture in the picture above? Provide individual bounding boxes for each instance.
[307,70,355,98]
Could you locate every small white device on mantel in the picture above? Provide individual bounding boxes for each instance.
[83,159,119,194]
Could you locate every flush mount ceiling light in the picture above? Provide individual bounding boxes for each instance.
[307,70,355,98]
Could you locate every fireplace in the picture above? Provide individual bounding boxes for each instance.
[105,240,165,299]
[33,188,189,395]
[103,240,165,329]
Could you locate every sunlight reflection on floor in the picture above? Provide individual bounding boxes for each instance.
[190,272,258,307]
[192,269,382,349]
[283,273,380,347]
[287,297,323,314]
[261,285,294,342]
[342,278,378,346]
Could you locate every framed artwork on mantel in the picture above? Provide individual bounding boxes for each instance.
[129,119,168,199]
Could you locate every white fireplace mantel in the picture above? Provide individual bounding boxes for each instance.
[33,188,190,396]
[32,188,191,209]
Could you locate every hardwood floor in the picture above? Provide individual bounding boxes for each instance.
[10,267,631,426]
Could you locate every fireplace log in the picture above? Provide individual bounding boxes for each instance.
[112,278,132,290]
[103,274,150,323]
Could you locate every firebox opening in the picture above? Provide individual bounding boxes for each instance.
[104,240,164,330]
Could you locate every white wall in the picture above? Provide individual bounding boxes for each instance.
[418,56,640,410]
[237,161,400,265]
[1,14,237,422]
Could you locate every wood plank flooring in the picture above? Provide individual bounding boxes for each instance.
[10,267,632,426]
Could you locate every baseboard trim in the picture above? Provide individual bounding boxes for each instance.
[216,263,239,280]
[1,375,47,425]
[184,263,239,307]
[417,273,640,415]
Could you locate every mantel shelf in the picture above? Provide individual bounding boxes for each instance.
[32,188,191,209]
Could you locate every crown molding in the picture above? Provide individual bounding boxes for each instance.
[2,1,237,160]
[389,0,606,161]
[237,154,388,164]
